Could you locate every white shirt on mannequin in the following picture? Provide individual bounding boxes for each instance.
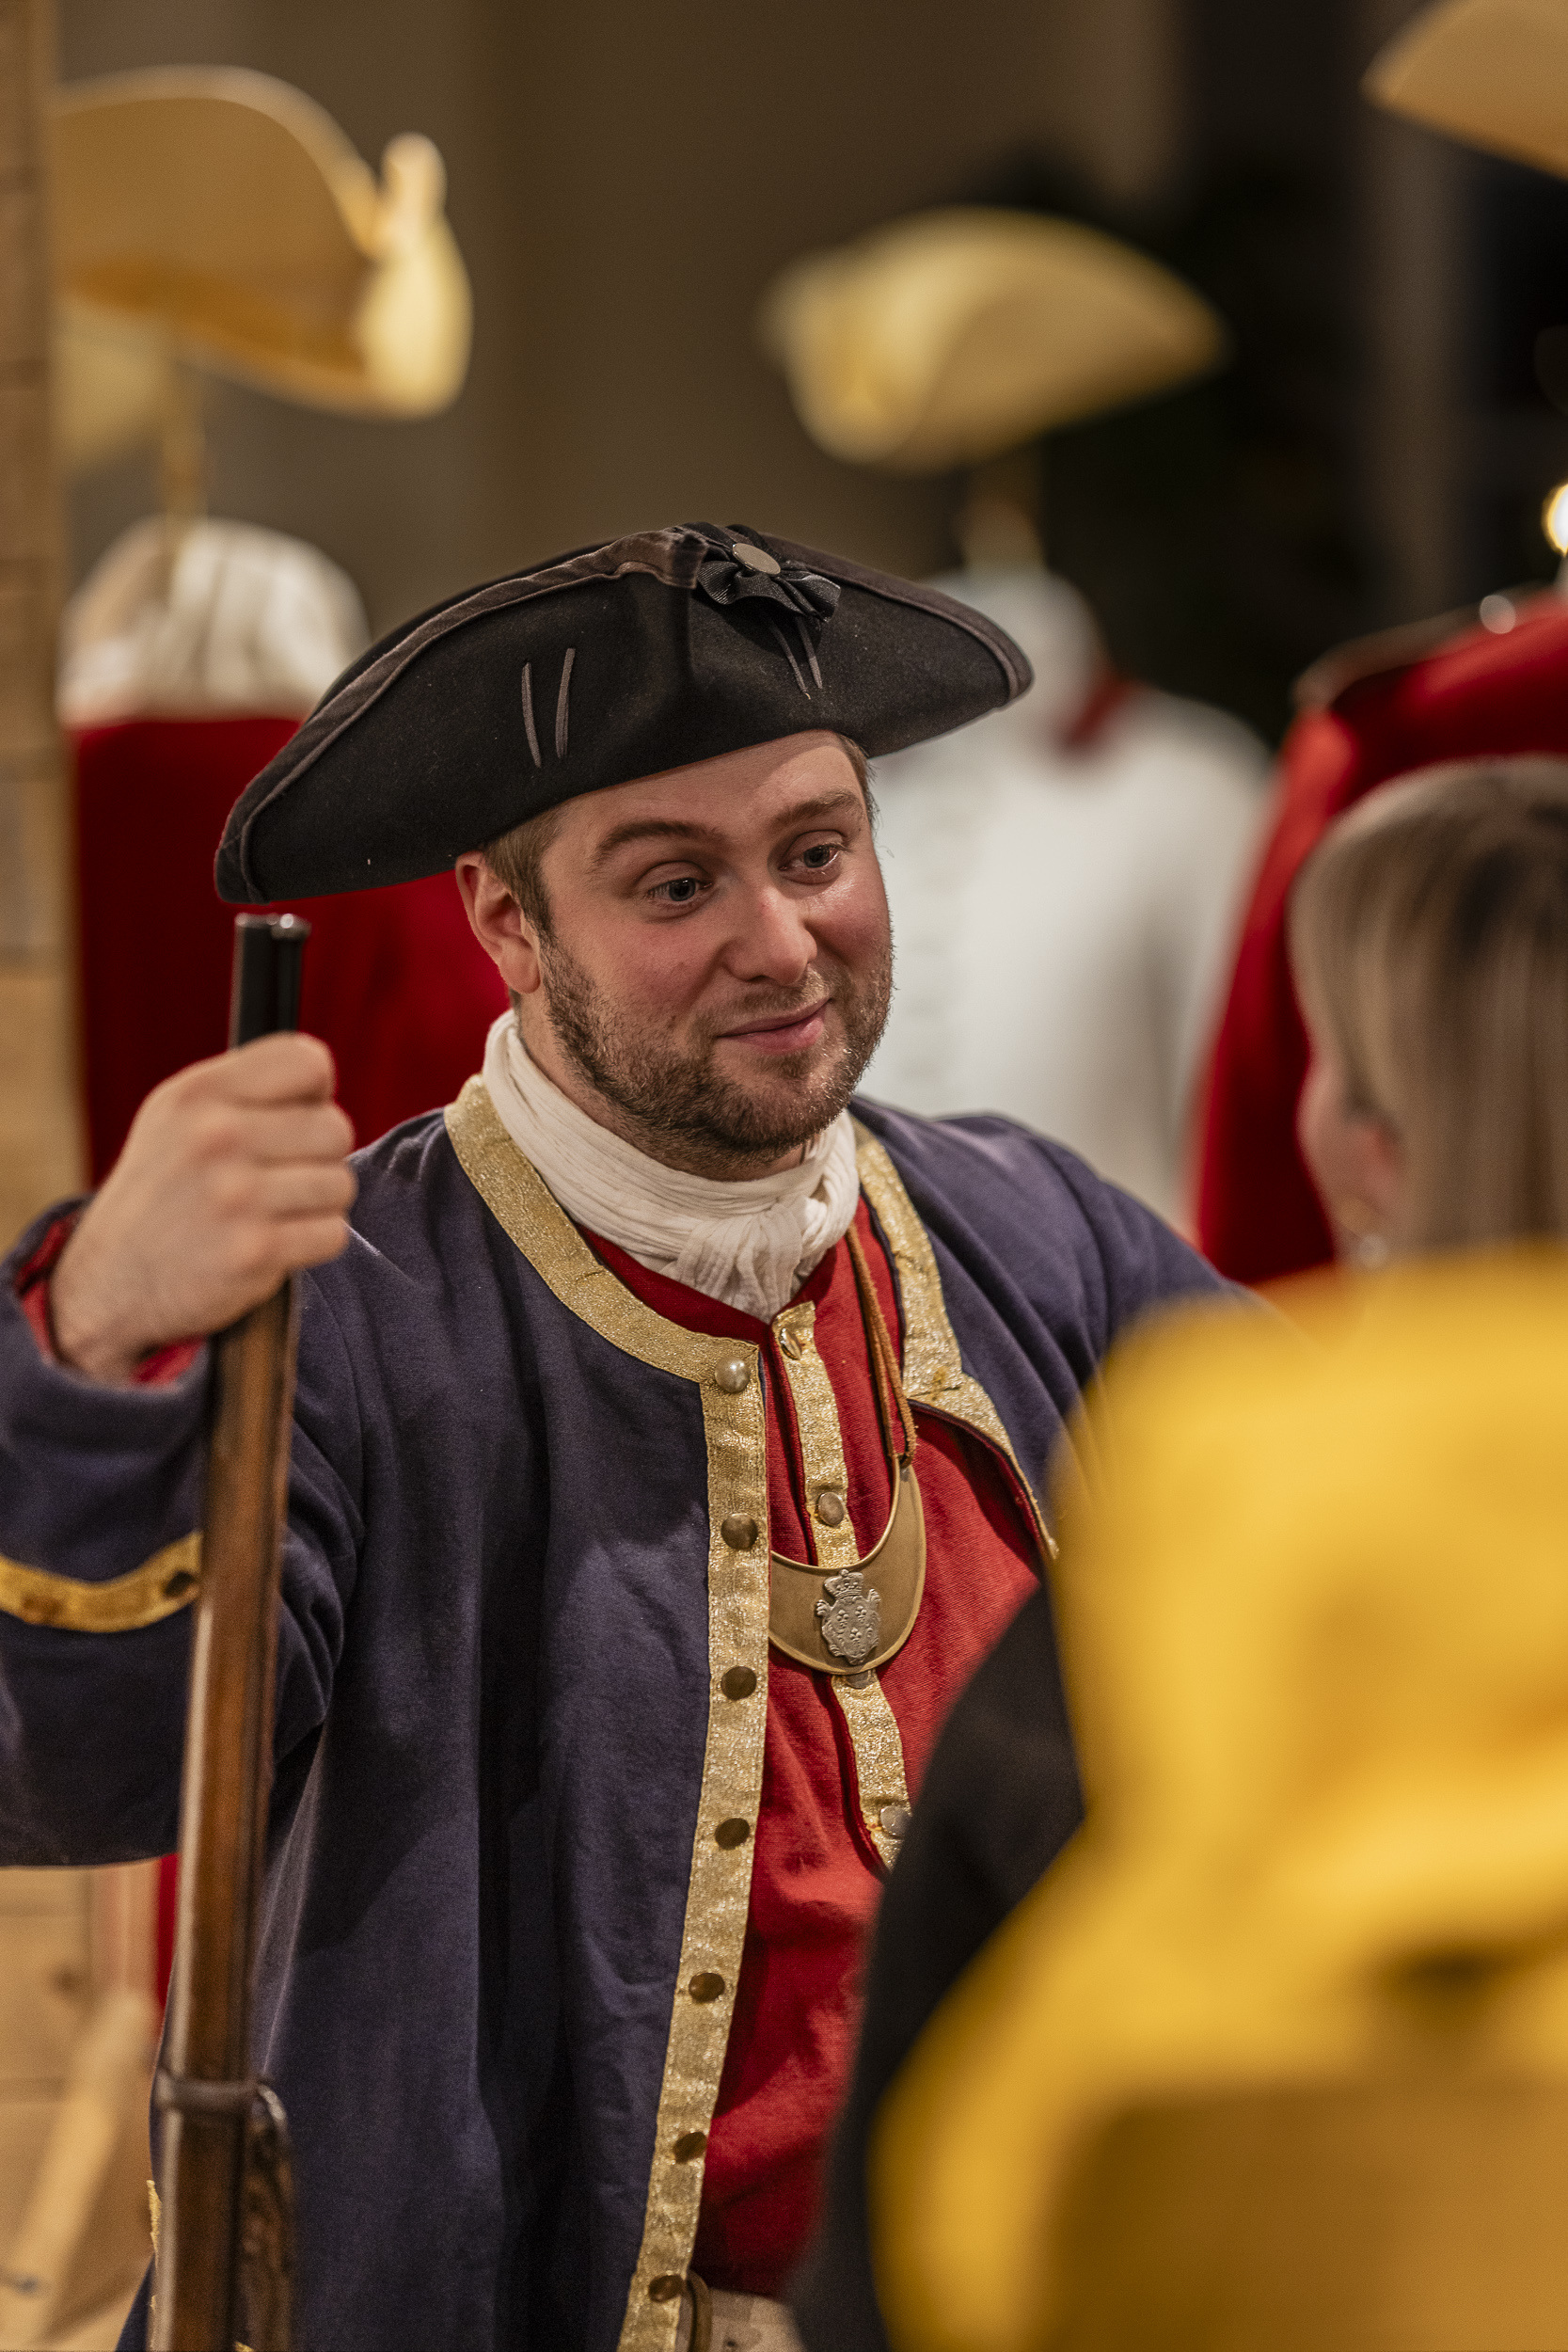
[861,566,1267,1227]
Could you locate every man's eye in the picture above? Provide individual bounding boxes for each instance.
[655,875,703,903]
[800,843,840,872]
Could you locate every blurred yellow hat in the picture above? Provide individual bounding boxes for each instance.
[757,206,1226,474]
[872,1250,1568,2352]
[1365,0,1568,179]
[53,64,472,463]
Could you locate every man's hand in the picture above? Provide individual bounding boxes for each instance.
[51,1036,356,1385]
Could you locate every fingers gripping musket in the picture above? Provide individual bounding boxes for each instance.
[152,915,309,2352]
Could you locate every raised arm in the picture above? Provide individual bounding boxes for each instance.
[0,1039,359,1867]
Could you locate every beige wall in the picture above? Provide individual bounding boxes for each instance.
[61,0,1185,635]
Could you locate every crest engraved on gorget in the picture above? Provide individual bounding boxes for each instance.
[816,1569,881,1669]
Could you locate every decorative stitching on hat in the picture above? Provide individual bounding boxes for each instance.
[793,613,824,691]
[520,663,542,769]
[769,532,1034,701]
[763,616,812,700]
[556,646,576,759]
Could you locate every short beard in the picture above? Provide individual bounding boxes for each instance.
[536,940,892,1177]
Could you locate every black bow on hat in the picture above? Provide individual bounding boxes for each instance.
[693,535,841,634]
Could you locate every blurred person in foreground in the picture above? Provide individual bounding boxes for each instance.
[793,755,1568,2351]
[869,1243,1568,2352]
[0,523,1225,2352]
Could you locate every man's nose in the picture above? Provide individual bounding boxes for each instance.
[723,882,816,987]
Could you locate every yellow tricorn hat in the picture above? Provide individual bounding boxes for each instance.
[872,1249,1568,2352]
[1365,0,1568,180]
[757,206,1227,474]
[53,64,472,468]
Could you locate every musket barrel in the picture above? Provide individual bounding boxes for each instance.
[152,914,309,2352]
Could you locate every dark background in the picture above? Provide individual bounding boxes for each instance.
[59,0,1568,743]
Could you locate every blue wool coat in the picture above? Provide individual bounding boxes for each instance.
[0,1092,1220,2352]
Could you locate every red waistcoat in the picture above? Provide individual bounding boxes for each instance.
[588,1199,1041,2296]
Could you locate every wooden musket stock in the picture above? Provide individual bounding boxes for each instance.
[152,914,309,2352]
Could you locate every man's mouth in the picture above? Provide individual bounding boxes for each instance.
[717,999,832,1057]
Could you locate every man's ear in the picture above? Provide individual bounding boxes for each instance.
[453,855,544,995]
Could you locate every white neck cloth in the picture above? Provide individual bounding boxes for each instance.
[481,1013,862,1322]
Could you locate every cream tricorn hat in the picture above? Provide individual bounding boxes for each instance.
[54,66,472,470]
[1364,0,1568,180]
[757,206,1227,474]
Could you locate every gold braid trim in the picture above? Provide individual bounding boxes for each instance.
[851,1122,1057,1562]
[832,1672,911,1869]
[770,1299,862,1569]
[0,1530,200,1631]
[771,1298,912,1867]
[444,1079,769,2352]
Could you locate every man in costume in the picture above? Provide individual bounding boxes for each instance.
[0,523,1220,2352]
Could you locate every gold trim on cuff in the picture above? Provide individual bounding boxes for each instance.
[445,1079,770,2352]
[852,1122,1057,1562]
[0,1530,201,1631]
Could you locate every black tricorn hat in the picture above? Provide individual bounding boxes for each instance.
[214,520,1032,902]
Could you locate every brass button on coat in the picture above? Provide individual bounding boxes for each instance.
[879,1804,912,1841]
[712,1356,751,1393]
[689,1971,726,2003]
[714,1817,750,1850]
[721,1666,757,1700]
[673,2130,707,2163]
[721,1514,758,1551]
[814,1489,847,1528]
[648,2275,684,2302]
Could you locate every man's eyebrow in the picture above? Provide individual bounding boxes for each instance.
[589,790,863,868]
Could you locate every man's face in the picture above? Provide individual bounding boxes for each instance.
[460,730,893,1177]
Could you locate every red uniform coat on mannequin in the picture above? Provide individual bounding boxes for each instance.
[73,714,509,1180]
[1196,592,1568,1283]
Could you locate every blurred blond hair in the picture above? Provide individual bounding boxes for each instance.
[1289,756,1568,1248]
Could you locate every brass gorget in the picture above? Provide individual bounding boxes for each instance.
[768,1225,927,1677]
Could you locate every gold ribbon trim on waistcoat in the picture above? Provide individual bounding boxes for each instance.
[767,1290,917,1870]
[0,1530,201,1631]
[832,1672,912,1870]
[767,1295,927,1677]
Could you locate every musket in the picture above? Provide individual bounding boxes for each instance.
[152,914,309,2352]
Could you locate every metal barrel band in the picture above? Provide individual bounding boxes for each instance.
[156,2072,261,2118]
